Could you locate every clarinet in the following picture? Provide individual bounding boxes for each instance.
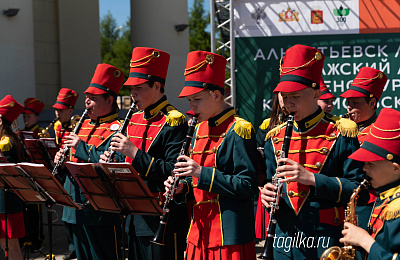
[52,108,89,177]
[259,113,294,259]
[151,114,198,246]
[106,101,137,162]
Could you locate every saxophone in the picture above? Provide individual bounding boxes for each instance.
[320,179,370,260]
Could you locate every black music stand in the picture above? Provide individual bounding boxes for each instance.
[66,162,163,259]
[22,139,56,171]
[0,163,81,260]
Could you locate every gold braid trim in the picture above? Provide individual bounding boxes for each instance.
[196,134,225,139]
[184,54,214,76]
[352,72,384,86]
[0,101,15,108]
[129,122,162,127]
[233,118,253,139]
[334,118,359,138]
[300,163,320,169]
[259,118,271,130]
[288,147,329,154]
[273,135,337,142]
[130,50,160,68]
[280,52,322,75]
[166,110,186,127]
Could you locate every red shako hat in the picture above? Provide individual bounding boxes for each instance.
[274,44,324,93]
[84,64,124,99]
[124,47,170,87]
[340,67,387,100]
[319,78,336,100]
[349,108,400,164]
[53,88,79,109]
[23,98,44,115]
[0,95,24,123]
[178,51,227,98]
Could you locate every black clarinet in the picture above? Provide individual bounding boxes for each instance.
[259,113,294,259]
[106,101,137,162]
[151,114,198,246]
[52,109,89,177]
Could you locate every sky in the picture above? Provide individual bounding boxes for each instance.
[99,0,209,27]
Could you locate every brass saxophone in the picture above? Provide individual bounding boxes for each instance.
[38,117,59,138]
[320,179,370,260]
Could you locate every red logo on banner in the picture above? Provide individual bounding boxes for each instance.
[311,10,323,24]
[279,8,299,22]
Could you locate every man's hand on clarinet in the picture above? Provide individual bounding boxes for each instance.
[109,133,138,159]
[99,151,114,163]
[260,183,277,209]
[173,155,202,178]
[164,176,183,196]
[276,158,316,186]
[54,148,68,164]
[64,133,81,149]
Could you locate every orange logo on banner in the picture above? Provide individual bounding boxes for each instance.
[311,10,323,24]
[279,8,299,22]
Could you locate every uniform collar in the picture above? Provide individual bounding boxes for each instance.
[91,112,119,125]
[294,107,324,132]
[358,112,377,130]
[25,124,39,131]
[208,107,235,127]
[143,95,168,120]
[62,121,71,129]
[377,178,400,200]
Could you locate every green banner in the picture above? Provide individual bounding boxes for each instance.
[236,33,400,130]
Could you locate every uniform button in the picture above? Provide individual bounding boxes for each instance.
[211,147,217,153]
[359,141,363,145]
[189,149,193,154]
[148,137,153,141]
[221,133,226,137]
[288,191,294,197]
[330,133,336,137]
[373,228,377,233]
[129,122,133,125]
[275,150,280,156]
[196,135,200,140]
[100,136,104,140]
[273,137,279,143]
[321,148,329,154]
[396,192,400,198]
[316,162,322,168]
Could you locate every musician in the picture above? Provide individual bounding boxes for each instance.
[259,44,365,259]
[53,88,79,146]
[255,93,286,240]
[20,97,45,252]
[317,78,336,114]
[100,47,189,260]
[22,97,45,136]
[52,87,78,260]
[56,63,125,260]
[340,67,387,232]
[165,50,258,259]
[340,108,400,260]
[0,95,25,259]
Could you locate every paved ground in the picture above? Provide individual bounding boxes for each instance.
[0,204,265,260]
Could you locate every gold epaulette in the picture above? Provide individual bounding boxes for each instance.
[0,136,12,152]
[265,122,286,141]
[166,110,186,127]
[259,118,271,130]
[385,198,400,221]
[326,115,358,138]
[233,118,253,139]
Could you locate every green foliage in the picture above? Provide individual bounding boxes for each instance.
[189,0,211,52]
[100,12,132,96]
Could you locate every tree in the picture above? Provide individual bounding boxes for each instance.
[189,0,211,52]
[100,12,132,96]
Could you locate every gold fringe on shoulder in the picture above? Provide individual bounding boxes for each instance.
[265,123,285,141]
[259,118,271,130]
[334,118,359,138]
[233,118,253,139]
[166,110,186,127]
[385,199,400,221]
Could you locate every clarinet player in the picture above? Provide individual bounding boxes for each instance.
[54,64,125,260]
[165,50,259,260]
[100,47,189,260]
[259,45,365,259]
